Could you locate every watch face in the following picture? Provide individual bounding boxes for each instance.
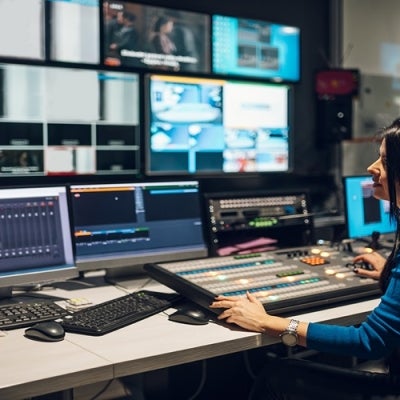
[281,331,298,346]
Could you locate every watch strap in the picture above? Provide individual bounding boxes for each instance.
[287,319,299,332]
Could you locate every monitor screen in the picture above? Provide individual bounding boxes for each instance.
[103,1,210,73]
[0,0,45,61]
[343,175,396,239]
[0,185,77,299]
[0,63,140,178]
[146,74,291,175]
[47,0,100,65]
[69,180,208,277]
[212,15,300,82]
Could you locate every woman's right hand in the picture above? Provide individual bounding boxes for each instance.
[352,251,386,280]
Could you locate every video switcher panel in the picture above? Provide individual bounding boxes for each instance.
[145,245,381,315]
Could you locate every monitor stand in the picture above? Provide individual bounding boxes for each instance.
[105,265,153,291]
[368,231,383,251]
[0,287,12,302]
[0,285,67,306]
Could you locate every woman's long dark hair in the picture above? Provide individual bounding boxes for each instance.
[378,118,400,292]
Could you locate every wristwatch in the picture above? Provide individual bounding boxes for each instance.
[280,319,300,347]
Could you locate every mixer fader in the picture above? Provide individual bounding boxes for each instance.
[145,244,381,315]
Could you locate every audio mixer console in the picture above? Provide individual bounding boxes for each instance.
[144,244,381,316]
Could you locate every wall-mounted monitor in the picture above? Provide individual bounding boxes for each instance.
[0,0,45,61]
[0,63,140,178]
[103,1,210,73]
[69,180,208,280]
[47,0,100,65]
[343,175,396,240]
[145,74,291,176]
[212,15,300,82]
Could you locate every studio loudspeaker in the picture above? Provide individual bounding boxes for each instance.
[315,69,359,148]
[316,95,353,148]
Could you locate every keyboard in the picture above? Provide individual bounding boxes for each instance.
[59,290,182,336]
[0,301,70,330]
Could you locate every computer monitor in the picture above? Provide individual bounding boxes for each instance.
[212,14,300,82]
[102,1,210,73]
[0,185,77,302]
[0,63,140,178]
[69,180,208,280]
[145,74,291,175]
[343,175,396,240]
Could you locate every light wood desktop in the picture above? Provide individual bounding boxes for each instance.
[0,277,380,400]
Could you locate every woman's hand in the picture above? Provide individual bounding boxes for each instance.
[352,251,386,280]
[210,291,269,333]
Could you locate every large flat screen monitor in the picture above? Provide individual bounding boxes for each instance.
[212,14,300,82]
[0,63,140,178]
[0,185,77,302]
[69,180,208,279]
[343,175,396,240]
[103,1,210,73]
[145,74,291,175]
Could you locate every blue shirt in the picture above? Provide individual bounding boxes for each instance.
[307,263,400,360]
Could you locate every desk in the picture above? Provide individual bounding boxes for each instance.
[0,277,380,400]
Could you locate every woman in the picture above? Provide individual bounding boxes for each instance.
[150,16,177,55]
[210,118,400,399]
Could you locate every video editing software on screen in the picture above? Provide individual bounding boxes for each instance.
[69,181,207,270]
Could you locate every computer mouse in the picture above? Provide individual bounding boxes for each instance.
[24,321,65,342]
[168,307,209,325]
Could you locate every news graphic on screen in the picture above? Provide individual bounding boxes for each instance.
[146,74,290,175]
[103,1,210,72]
[0,63,140,177]
[212,15,300,82]
[0,0,45,61]
[343,175,396,240]
[47,0,100,64]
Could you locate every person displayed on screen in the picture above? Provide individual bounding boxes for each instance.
[164,11,199,60]
[107,11,139,66]
[149,16,177,56]
[0,150,40,172]
[211,118,400,399]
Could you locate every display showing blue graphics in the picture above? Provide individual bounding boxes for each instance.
[212,15,300,82]
[343,175,396,239]
[146,74,290,175]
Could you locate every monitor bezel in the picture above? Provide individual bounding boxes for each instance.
[102,0,211,74]
[68,180,209,277]
[211,14,301,83]
[0,184,78,291]
[342,174,396,240]
[144,73,294,177]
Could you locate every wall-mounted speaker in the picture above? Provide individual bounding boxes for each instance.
[316,94,353,147]
[315,69,359,148]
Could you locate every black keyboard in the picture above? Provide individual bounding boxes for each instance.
[0,301,70,330]
[59,290,181,336]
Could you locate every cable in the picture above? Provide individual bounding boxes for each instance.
[88,379,115,400]
[242,350,257,380]
[187,359,207,400]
